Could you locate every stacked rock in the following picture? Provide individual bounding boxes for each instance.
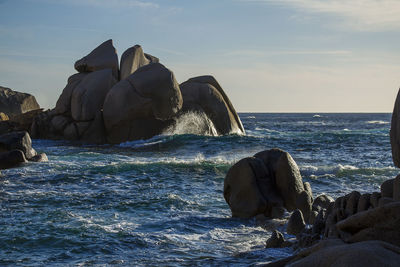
[31,39,244,144]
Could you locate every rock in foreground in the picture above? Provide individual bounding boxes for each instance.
[223,148,311,219]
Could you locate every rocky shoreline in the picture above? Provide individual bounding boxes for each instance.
[222,87,400,266]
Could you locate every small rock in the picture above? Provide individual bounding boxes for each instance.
[29,153,48,162]
[287,209,306,235]
[313,194,334,210]
[0,112,9,121]
[266,230,285,248]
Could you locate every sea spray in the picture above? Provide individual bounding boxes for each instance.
[163,111,218,136]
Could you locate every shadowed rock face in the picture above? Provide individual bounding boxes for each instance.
[391,89,400,167]
[0,86,40,116]
[224,148,311,219]
[180,76,245,135]
[103,63,182,144]
[0,131,48,170]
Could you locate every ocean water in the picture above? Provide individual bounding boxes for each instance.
[0,113,396,266]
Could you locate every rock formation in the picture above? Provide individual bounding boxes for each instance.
[180,76,244,135]
[30,39,243,144]
[223,148,312,220]
[0,86,40,116]
[0,131,47,169]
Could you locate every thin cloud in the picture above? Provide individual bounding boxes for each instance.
[223,49,351,57]
[40,0,159,9]
[240,0,400,31]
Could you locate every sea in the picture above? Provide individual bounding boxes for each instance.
[0,113,396,266]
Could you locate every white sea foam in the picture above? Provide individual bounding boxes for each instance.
[366,120,389,125]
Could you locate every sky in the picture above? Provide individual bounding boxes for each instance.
[0,0,399,112]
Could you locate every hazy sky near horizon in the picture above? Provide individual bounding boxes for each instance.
[0,0,399,112]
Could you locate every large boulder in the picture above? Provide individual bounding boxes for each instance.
[120,45,159,80]
[390,88,400,167]
[336,202,400,247]
[270,240,400,267]
[74,39,119,79]
[0,86,40,116]
[103,63,182,143]
[180,76,244,135]
[224,149,310,219]
[71,69,116,121]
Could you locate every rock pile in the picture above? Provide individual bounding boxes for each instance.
[31,39,244,144]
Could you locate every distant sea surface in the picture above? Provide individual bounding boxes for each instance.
[0,113,395,266]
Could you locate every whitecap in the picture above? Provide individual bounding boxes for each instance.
[366,120,389,125]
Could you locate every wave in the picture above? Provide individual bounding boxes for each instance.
[300,164,396,178]
[163,111,218,136]
[366,120,389,125]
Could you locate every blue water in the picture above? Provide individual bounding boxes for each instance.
[0,113,396,266]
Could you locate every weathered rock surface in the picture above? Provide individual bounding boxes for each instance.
[31,40,243,144]
[71,69,116,121]
[272,240,400,267]
[180,76,244,135]
[0,86,40,116]
[120,45,159,80]
[224,149,312,219]
[74,39,119,79]
[336,202,400,246]
[103,63,182,143]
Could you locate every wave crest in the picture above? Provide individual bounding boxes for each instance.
[163,112,218,136]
